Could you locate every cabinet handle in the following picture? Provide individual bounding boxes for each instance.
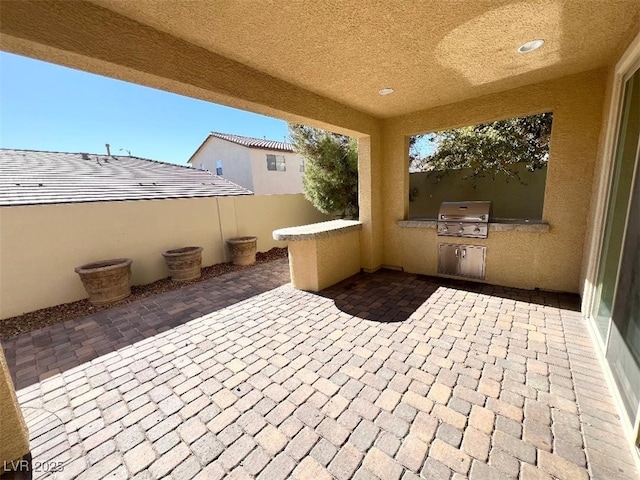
[462,248,466,258]
[455,248,459,258]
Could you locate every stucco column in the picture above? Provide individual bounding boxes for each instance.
[358,132,384,271]
[0,346,29,466]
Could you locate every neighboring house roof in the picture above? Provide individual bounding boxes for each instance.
[187,131,294,164]
[209,132,293,152]
[0,149,252,206]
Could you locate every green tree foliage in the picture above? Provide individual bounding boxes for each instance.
[410,112,553,183]
[288,124,358,217]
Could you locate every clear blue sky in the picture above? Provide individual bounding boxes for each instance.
[0,52,290,165]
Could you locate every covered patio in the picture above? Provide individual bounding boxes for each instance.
[2,259,637,479]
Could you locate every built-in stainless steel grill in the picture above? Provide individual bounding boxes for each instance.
[437,201,492,239]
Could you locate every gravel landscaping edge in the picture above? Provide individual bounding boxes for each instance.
[0,247,288,339]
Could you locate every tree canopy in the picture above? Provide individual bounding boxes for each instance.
[410,112,553,183]
[288,124,358,217]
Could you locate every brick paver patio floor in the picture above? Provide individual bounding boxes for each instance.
[2,258,638,480]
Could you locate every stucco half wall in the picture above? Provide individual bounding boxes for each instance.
[0,194,327,319]
[287,231,361,291]
[381,69,608,293]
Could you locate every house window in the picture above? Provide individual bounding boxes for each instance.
[267,154,286,171]
[300,160,305,172]
[199,163,205,171]
[215,160,223,176]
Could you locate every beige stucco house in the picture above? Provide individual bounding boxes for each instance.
[188,132,305,195]
[1,0,639,463]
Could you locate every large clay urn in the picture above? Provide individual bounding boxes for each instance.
[75,258,133,305]
[162,246,203,282]
[227,236,258,266]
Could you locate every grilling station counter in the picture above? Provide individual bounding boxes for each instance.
[398,218,550,233]
[399,201,550,282]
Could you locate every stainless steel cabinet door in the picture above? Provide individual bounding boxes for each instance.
[438,243,460,276]
[438,243,486,280]
[457,245,486,279]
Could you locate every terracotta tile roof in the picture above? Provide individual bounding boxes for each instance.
[0,149,252,206]
[208,132,293,152]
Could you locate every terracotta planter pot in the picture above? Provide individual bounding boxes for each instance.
[227,236,258,266]
[75,258,133,306]
[162,246,203,282]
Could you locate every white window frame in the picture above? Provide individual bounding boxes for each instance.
[581,30,640,459]
[267,154,286,171]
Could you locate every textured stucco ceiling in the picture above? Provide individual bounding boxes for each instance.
[90,0,639,118]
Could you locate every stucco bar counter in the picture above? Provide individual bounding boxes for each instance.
[273,219,362,291]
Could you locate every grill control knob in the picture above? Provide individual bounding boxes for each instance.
[442,224,449,233]
[458,223,464,234]
[474,224,481,234]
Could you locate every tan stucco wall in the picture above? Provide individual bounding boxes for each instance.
[580,62,617,306]
[382,69,608,293]
[0,194,328,319]
[228,194,329,254]
[316,230,361,290]
[358,133,385,271]
[288,230,360,291]
[0,346,29,465]
[410,164,548,220]
[287,240,319,291]
[249,149,304,195]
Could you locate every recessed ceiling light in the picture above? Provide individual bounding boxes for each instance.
[378,88,394,96]
[518,39,545,53]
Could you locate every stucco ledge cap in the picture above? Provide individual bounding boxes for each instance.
[398,219,438,228]
[397,219,550,233]
[273,219,362,241]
